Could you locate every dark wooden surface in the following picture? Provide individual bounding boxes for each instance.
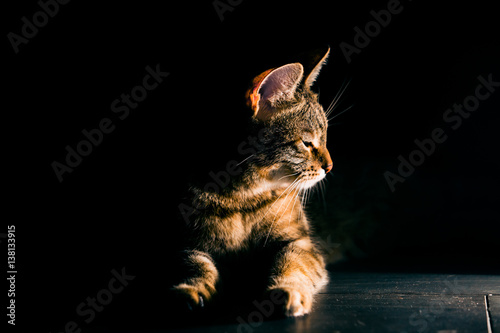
[490,296,500,332]
[322,273,500,295]
[86,270,500,333]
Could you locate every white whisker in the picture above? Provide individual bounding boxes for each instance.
[299,184,308,220]
[325,78,347,116]
[288,189,301,226]
[236,154,255,166]
[259,177,302,223]
[318,178,327,213]
[326,78,351,117]
[276,172,300,182]
[263,179,303,246]
[328,103,355,122]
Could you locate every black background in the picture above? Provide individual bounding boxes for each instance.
[4,0,500,331]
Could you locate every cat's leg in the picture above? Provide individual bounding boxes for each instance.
[266,237,328,317]
[171,249,219,311]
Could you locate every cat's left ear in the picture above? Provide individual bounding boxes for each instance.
[246,63,304,121]
[303,46,330,88]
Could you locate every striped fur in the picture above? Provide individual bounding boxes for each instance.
[173,47,332,317]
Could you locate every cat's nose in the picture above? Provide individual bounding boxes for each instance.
[321,148,333,174]
[323,163,333,174]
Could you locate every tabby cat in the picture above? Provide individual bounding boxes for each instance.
[173,47,333,317]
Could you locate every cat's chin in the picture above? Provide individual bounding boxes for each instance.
[300,174,325,190]
[298,168,326,190]
[273,169,326,191]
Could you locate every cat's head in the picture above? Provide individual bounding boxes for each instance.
[245,47,332,191]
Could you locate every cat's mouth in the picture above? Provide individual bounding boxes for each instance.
[270,165,325,191]
[297,169,326,190]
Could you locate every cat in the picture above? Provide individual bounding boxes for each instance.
[172,47,333,317]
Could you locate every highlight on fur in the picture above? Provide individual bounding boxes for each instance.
[172,46,334,317]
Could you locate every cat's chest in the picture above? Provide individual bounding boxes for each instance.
[249,196,309,241]
[197,195,306,253]
[198,213,251,252]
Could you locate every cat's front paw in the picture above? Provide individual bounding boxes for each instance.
[171,284,209,312]
[267,287,313,317]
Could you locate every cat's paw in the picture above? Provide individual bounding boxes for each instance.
[171,284,208,312]
[268,287,313,317]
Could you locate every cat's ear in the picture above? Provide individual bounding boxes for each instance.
[246,63,304,121]
[303,46,330,88]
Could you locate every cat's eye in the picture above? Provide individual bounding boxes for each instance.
[302,140,314,149]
